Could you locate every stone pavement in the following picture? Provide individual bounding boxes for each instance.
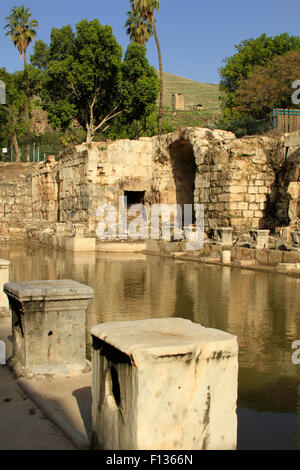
[0,365,76,450]
[0,317,76,450]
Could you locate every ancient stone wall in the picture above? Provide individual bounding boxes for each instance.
[274,149,300,228]
[0,163,35,236]
[1,128,299,239]
[152,128,283,234]
[32,156,58,222]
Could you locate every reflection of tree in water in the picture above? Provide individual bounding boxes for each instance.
[238,367,300,413]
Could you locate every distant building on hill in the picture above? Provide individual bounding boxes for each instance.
[172,93,184,112]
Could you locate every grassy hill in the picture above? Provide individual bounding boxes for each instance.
[157,71,222,130]
[160,71,221,111]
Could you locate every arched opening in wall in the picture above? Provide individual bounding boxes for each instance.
[169,140,197,225]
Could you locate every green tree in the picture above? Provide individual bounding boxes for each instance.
[32,20,123,143]
[234,51,300,119]
[31,20,160,143]
[0,69,27,161]
[219,33,300,121]
[122,42,160,137]
[125,6,153,45]
[5,5,39,161]
[131,0,163,135]
[30,39,49,70]
[5,5,38,67]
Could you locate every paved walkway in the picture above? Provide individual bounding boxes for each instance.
[0,318,76,450]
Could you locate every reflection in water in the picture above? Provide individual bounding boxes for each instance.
[1,245,300,450]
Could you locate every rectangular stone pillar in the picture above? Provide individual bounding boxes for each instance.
[65,237,96,252]
[222,250,231,264]
[4,280,94,377]
[91,318,238,450]
[216,227,233,247]
[291,231,300,252]
[74,224,85,238]
[0,259,10,318]
[55,223,67,235]
[250,229,269,249]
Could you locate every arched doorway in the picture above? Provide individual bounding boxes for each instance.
[169,140,197,224]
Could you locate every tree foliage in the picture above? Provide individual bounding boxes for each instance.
[234,51,300,119]
[125,6,153,45]
[31,20,159,142]
[31,20,123,142]
[131,0,164,134]
[219,33,300,121]
[0,68,27,161]
[122,43,160,124]
[5,5,38,66]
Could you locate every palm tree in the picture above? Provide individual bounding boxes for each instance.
[125,7,153,46]
[5,6,38,67]
[5,6,38,161]
[131,0,164,135]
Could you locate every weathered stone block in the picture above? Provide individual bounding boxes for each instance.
[215,227,233,247]
[276,263,298,273]
[234,259,256,266]
[267,250,283,265]
[4,280,94,377]
[222,250,231,264]
[282,251,300,263]
[250,230,269,249]
[255,249,268,265]
[65,237,96,252]
[91,318,238,450]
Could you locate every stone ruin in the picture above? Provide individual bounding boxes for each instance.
[0,127,299,250]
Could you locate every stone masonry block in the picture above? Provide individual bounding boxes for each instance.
[4,280,94,377]
[91,318,238,451]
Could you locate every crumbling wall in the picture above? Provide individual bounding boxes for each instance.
[0,163,35,225]
[274,149,300,228]
[152,128,281,234]
[32,156,58,222]
[1,128,299,239]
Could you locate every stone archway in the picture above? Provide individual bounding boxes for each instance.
[169,139,197,224]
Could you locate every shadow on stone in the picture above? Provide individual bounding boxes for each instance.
[72,386,92,444]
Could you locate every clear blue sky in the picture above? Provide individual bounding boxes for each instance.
[1,0,300,84]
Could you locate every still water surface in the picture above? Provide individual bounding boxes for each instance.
[1,245,300,450]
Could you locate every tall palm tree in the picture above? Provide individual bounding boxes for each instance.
[125,7,153,46]
[131,0,163,135]
[5,6,38,67]
[5,6,38,161]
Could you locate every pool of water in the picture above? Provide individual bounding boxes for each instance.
[1,245,300,450]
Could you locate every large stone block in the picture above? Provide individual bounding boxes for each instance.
[4,280,94,377]
[65,237,96,252]
[91,318,238,450]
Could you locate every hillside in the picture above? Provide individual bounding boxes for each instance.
[157,71,222,130]
[160,71,221,111]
